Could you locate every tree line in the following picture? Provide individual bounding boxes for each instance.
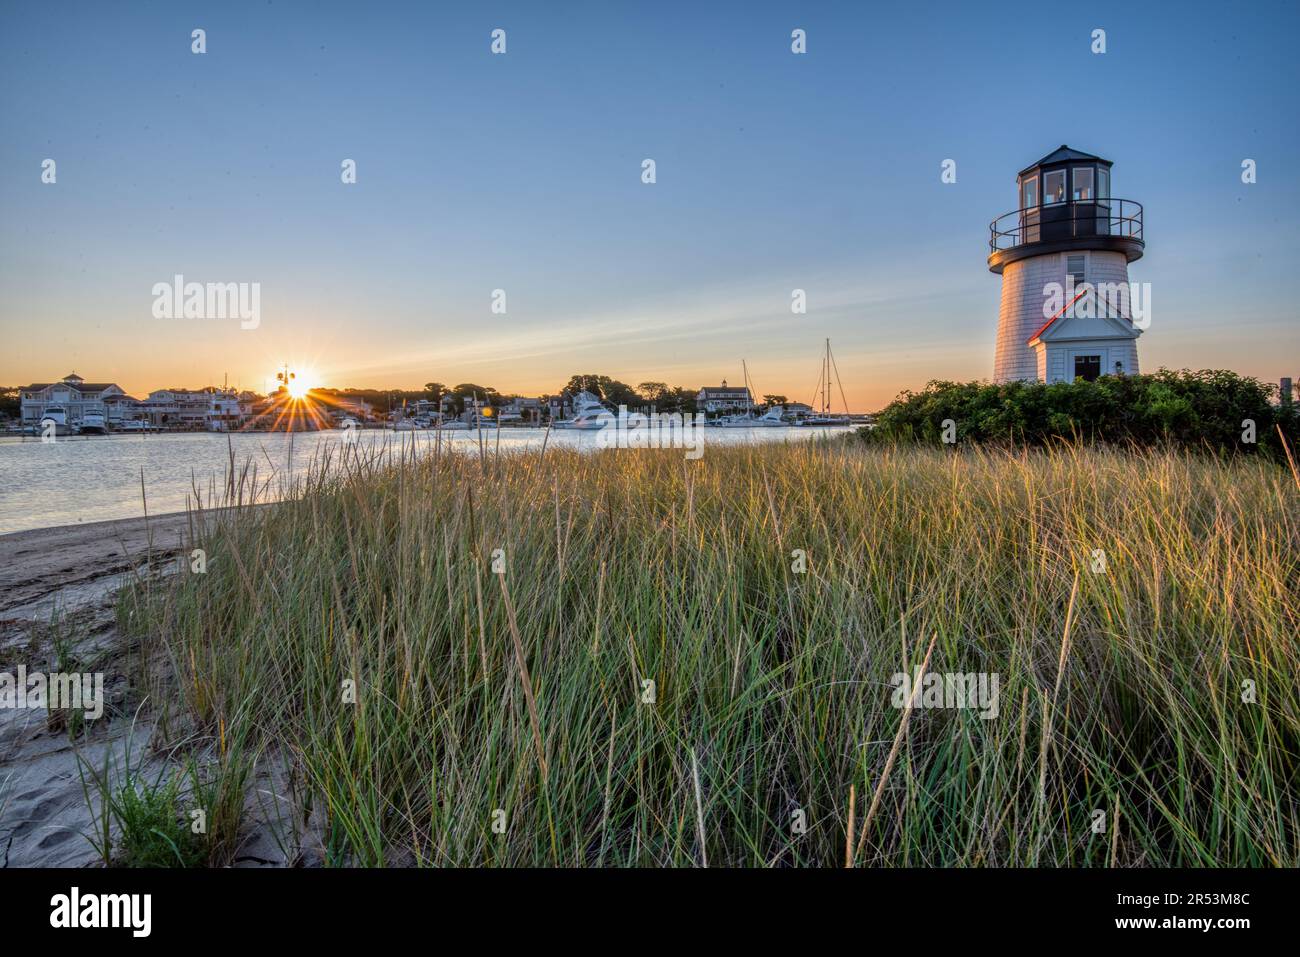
[312,375,791,417]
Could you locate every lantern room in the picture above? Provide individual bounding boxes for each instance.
[988,144,1144,274]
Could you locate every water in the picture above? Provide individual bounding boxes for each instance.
[0,426,850,535]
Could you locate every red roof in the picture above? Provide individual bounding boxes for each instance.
[1027,288,1089,345]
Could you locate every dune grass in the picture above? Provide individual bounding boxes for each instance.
[114,437,1300,866]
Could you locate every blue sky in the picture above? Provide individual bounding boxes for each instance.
[1,0,1296,407]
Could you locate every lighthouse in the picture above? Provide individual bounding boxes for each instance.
[988,146,1145,384]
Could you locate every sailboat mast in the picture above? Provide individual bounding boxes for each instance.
[823,339,830,414]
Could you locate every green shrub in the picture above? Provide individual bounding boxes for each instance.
[863,370,1299,457]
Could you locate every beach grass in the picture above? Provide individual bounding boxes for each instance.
[113,437,1300,866]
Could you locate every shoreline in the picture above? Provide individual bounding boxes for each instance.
[0,511,199,621]
[0,505,292,868]
[0,512,186,867]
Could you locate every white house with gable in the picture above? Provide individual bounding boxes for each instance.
[19,373,126,428]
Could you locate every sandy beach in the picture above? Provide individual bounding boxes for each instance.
[0,514,181,866]
[0,509,297,868]
[0,512,194,621]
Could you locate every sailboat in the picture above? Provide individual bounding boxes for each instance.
[797,339,852,426]
[715,360,791,427]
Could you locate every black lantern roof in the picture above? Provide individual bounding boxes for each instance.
[1018,144,1112,177]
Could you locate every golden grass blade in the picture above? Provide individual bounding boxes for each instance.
[854,631,938,864]
[498,572,548,785]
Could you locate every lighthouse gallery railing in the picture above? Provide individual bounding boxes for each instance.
[988,198,1143,253]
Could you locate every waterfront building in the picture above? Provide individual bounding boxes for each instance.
[102,393,144,426]
[141,388,245,429]
[140,389,211,428]
[696,380,752,413]
[18,373,125,428]
[497,396,542,424]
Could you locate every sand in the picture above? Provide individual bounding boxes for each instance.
[0,510,303,868]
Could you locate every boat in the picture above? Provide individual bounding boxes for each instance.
[567,406,611,430]
[758,406,791,426]
[39,406,70,436]
[714,414,755,427]
[710,361,790,427]
[796,339,853,426]
[717,406,789,428]
[551,391,612,430]
[796,415,850,427]
[78,409,109,434]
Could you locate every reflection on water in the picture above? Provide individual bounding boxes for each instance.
[0,426,850,535]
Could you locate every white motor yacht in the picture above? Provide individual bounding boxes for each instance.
[39,406,71,436]
[551,391,612,430]
[79,409,109,434]
[716,407,789,428]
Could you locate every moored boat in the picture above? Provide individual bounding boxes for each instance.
[78,409,109,434]
[796,414,850,427]
[39,406,71,436]
[717,407,790,428]
[551,391,611,430]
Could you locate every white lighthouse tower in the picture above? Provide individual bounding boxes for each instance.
[988,146,1145,383]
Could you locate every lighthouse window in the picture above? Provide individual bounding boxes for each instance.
[1098,167,1110,199]
[1021,177,1038,209]
[1072,168,1094,201]
[1044,170,1066,204]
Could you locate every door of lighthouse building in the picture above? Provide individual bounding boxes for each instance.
[1072,354,1102,382]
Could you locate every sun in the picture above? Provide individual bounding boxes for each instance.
[275,365,317,400]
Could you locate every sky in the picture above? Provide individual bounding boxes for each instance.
[1,0,1297,411]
